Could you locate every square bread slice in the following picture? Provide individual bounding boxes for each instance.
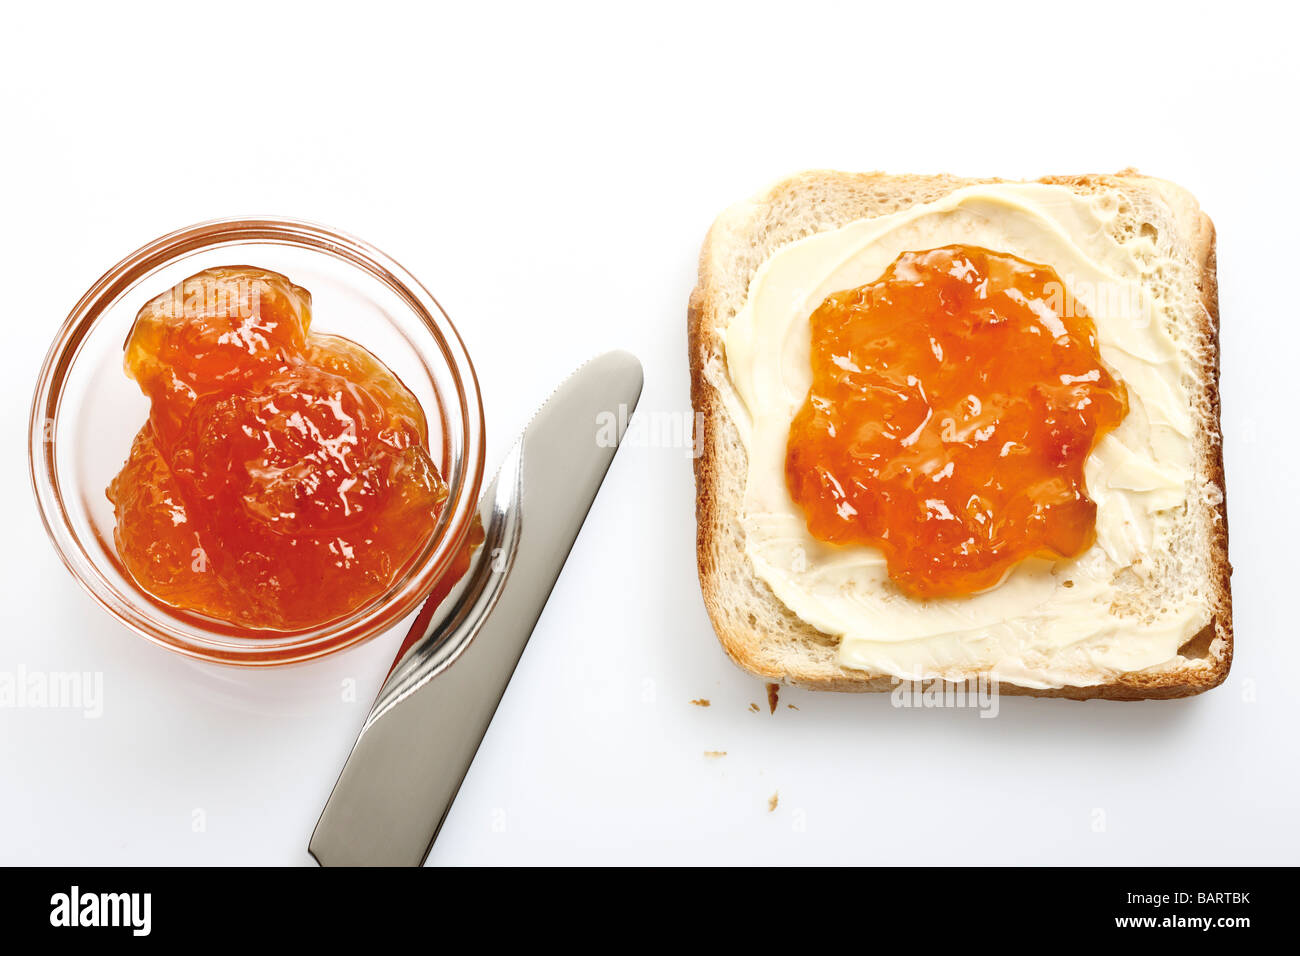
[688,170,1231,700]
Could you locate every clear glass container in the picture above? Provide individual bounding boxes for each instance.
[29,218,485,665]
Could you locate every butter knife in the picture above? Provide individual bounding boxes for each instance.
[308,350,643,866]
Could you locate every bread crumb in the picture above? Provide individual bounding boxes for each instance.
[787,704,799,711]
[766,683,780,714]
[690,698,711,707]
[748,702,760,713]
[704,751,727,759]
[768,791,779,812]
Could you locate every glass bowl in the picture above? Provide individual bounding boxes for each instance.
[29,217,485,665]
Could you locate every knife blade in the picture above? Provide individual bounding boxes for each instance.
[308,349,643,867]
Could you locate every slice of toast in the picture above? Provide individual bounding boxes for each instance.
[688,171,1231,700]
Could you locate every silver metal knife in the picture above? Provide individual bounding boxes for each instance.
[309,350,644,867]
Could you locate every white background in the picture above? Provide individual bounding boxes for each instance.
[2,0,1296,866]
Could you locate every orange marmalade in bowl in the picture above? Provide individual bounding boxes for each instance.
[107,267,451,631]
[785,245,1129,599]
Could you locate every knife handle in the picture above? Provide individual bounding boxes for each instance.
[309,350,643,867]
[309,446,523,867]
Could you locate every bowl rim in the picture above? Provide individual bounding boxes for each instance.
[28,216,486,665]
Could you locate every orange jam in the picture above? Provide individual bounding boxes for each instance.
[784,245,1129,599]
[107,267,450,631]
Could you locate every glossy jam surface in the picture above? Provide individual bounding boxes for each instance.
[108,267,449,631]
[785,245,1129,599]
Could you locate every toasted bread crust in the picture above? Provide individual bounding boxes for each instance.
[688,171,1232,700]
